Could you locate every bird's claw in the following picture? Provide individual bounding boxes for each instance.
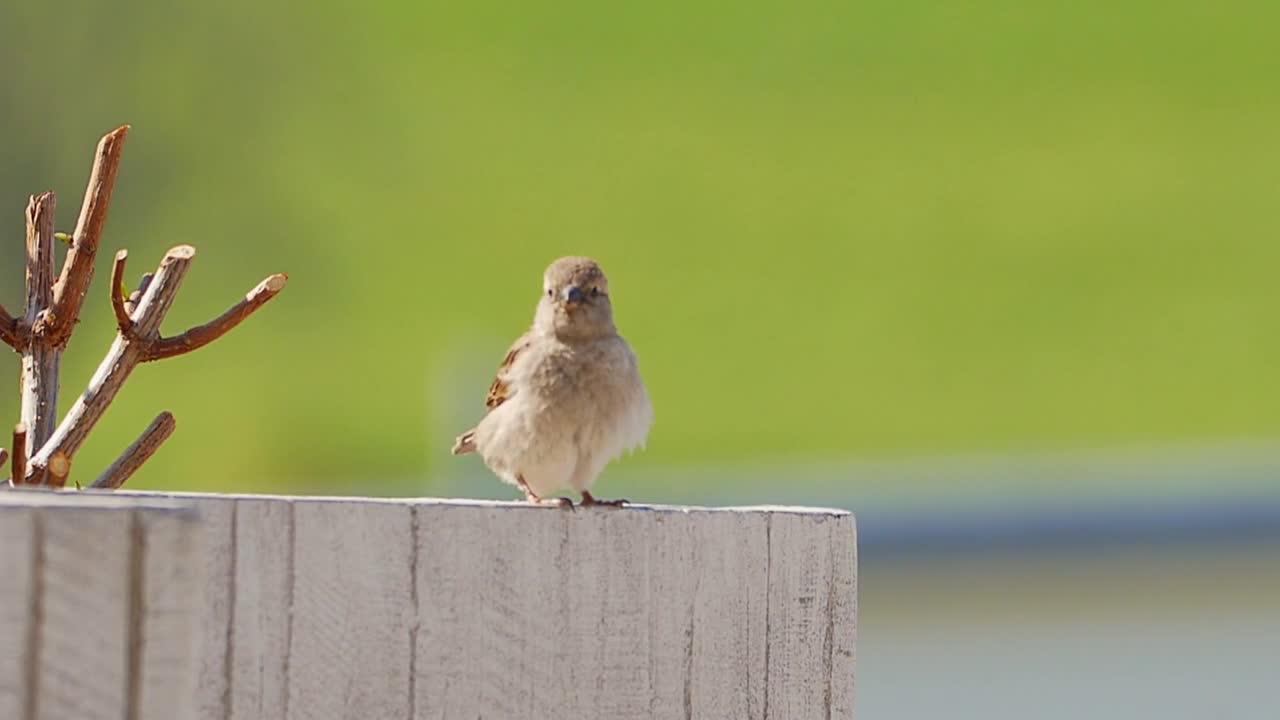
[580,492,627,508]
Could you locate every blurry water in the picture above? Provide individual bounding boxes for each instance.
[860,542,1280,719]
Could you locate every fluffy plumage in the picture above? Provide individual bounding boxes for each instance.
[452,257,653,507]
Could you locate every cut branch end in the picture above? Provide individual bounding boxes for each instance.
[48,451,71,487]
[145,271,288,361]
[166,245,197,261]
[48,125,130,346]
[261,273,288,294]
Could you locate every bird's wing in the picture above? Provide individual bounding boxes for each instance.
[484,332,532,410]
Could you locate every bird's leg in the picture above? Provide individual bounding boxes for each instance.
[517,475,574,509]
[580,491,627,508]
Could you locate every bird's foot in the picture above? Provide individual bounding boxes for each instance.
[524,492,574,509]
[580,491,627,508]
[517,474,574,509]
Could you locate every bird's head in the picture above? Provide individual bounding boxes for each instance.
[535,256,616,340]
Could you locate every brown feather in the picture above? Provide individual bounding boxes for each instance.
[452,333,533,454]
[484,332,532,410]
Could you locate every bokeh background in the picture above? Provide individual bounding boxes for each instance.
[2,2,1277,717]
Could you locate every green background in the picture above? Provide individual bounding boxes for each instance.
[1,0,1276,499]
[3,4,1278,718]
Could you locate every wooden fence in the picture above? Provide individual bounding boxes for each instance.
[0,490,856,719]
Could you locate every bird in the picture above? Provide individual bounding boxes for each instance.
[451,256,654,508]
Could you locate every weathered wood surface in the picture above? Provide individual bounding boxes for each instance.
[0,491,205,720]
[0,491,857,720]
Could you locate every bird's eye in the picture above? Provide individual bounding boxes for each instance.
[590,287,600,297]
[546,288,553,298]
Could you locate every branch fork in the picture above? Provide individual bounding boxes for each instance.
[4,126,288,488]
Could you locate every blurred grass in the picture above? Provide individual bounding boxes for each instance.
[1,0,1277,495]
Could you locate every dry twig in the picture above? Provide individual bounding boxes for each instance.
[21,193,60,448]
[24,244,285,485]
[7,125,285,488]
[25,246,195,483]
[11,424,28,486]
[47,125,129,347]
[110,250,133,332]
[0,305,19,350]
[92,412,176,489]
[146,273,288,360]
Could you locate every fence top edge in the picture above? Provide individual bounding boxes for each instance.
[108,490,853,518]
[0,486,196,514]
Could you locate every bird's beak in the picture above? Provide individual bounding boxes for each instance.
[562,286,584,307]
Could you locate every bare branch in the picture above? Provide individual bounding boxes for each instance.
[25,193,57,311]
[7,126,288,489]
[146,273,288,361]
[47,125,129,347]
[21,192,60,450]
[10,424,27,486]
[0,303,21,350]
[27,245,195,481]
[91,412,175,490]
[110,249,133,332]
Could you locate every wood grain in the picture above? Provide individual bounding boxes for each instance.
[34,505,131,720]
[0,493,203,719]
[191,499,235,720]
[133,506,205,720]
[411,502,835,720]
[286,499,413,720]
[765,512,849,720]
[2,492,856,720]
[228,499,294,720]
[0,506,36,719]
[20,193,59,452]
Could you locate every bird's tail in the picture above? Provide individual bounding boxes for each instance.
[451,430,477,455]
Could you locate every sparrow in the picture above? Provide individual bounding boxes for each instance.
[451,256,654,508]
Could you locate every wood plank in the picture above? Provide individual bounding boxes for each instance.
[285,499,413,720]
[413,504,779,720]
[414,503,541,719]
[632,509,696,720]
[688,510,771,720]
[228,498,294,720]
[0,506,37,719]
[134,505,205,720]
[191,499,234,720]
[765,512,841,720]
[35,493,856,720]
[559,508,655,719]
[34,505,132,720]
[829,515,858,719]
